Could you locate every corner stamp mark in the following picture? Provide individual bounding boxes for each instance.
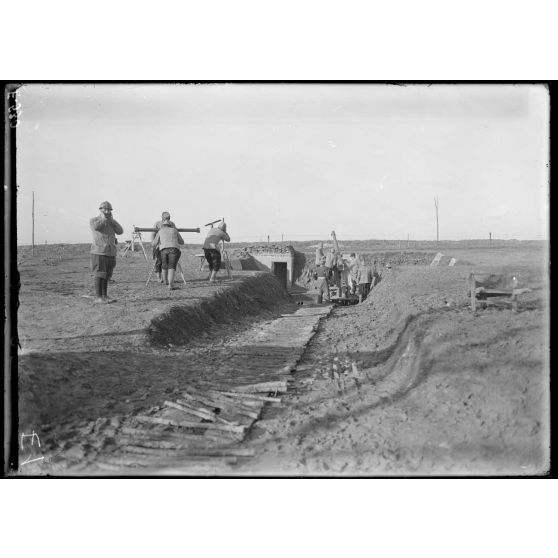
[20,430,44,466]
[8,90,22,128]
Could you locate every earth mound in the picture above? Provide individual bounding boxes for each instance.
[149,274,292,346]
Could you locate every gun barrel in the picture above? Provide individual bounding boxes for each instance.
[134,227,200,233]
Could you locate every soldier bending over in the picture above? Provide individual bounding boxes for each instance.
[203,222,230,282]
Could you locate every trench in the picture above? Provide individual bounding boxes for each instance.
[78,303,334,475]
[147,273,294,346]
[253,308,445,446]
[16,241,546,476]
[19,272,334,475]
[19,261,443,475]
[81,304,443,475]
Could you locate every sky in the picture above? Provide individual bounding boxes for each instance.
[15,83,549,245]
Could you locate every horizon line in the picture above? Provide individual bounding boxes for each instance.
[16,237,548,247]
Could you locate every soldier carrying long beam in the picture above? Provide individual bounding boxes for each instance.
[151,213,185,290]
[151,211,176,283]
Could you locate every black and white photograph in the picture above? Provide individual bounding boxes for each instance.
[5,82,550,477]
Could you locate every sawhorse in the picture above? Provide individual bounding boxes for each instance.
[121,231,149,260]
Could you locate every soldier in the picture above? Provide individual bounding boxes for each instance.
[203,221,231,282]
[152,211,176,282]
[331,251,343,289]
[314,262,331,304]
[152,214,184,290]
[346,252,359,295]
[324,247,336,280]
[356,256,373,302]
[315,242,325,266]
[89,201,123,303]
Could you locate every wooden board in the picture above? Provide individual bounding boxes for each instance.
[430,252,444,266]
[135,415,246,434]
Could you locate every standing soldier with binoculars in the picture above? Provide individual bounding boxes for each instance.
[89,201,123,303]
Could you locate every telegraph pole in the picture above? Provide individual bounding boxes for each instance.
[32,191,35,256]
[434,196,439,244]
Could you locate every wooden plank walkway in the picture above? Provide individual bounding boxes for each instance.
[90,305,332,475]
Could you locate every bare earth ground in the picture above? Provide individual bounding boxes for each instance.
[13,243,550,476]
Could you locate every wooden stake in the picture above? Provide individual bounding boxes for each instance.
[164,400,217,421]
[184,389,262,418]
[214,390,282,403]
[181,390,218,407]
[470,273,477,312]
[234,381,288,393]
[101,455,236,469]
[122,445,240,461]
[135,415,246,434]
[203,394,262,419]
[116,435,207,451]
[119,427,207,443]
[122,444,254,457]
[174,399,239,426]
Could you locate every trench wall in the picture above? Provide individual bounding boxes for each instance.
[148,273,293,346]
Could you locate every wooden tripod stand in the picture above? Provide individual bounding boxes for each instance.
[121,231,149,260]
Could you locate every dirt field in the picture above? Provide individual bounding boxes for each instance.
[12,242,550,476]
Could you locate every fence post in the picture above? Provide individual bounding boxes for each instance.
[469,273,476,312]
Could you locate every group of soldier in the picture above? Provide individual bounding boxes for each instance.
[88,201,230,304]
[314,243,376,304]
[88,200,376,306]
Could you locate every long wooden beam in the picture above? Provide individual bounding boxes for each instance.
[134,226,200,233]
